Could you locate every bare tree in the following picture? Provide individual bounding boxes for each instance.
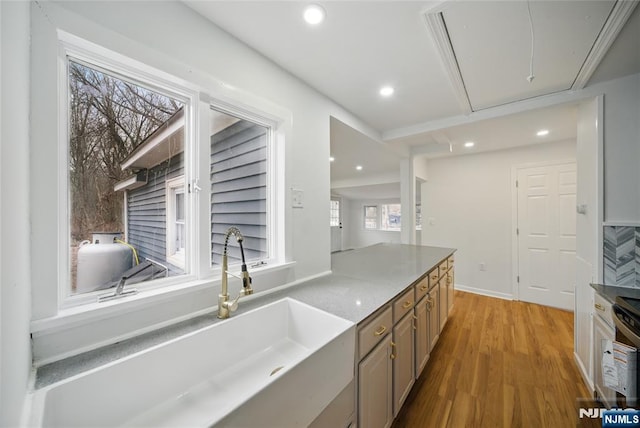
[69,61,181,241]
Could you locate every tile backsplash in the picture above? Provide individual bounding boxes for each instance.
[604,225,640,287]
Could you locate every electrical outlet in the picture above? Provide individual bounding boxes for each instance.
[292,188,304,208]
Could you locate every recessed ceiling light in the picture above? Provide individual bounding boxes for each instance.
[329,156,335,162]
[379,86,394,97]
[356,165,363,171]
[537,129,549,137]
[303,4,326,25]
[464,141,475,148]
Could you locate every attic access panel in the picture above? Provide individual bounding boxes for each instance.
[431,1,616,111]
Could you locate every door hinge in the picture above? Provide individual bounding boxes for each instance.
[516,228,519,236]
[517,276,520,283]
[516,180,519,188]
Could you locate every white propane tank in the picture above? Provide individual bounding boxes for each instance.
[76,232,134,293]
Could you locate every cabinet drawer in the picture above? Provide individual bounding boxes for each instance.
[438,261,448,278]
[594,293,613,328]
[358,306,392,360]
[428,268,439,289]
[393,287,415,323]
[447,256,454,270]
[415,276,429,302]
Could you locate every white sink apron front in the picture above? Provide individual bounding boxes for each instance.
[27,298,355,427]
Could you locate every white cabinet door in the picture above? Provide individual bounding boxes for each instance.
[439,280,447,331]
[358,334,393,428]
[447,269,454,315]
[393,313,415,416]
[427,287,439,352]
[414,297,429,379]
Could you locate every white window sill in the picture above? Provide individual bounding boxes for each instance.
[30,261,295,364]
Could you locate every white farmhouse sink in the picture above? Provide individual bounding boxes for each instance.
[27,298,355,427]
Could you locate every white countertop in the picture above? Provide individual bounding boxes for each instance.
[35,243,455,388]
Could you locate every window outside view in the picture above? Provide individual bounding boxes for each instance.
[209,108,269,267]
[364,205,378,229]
[68,60,273,296]
[69,60,185,295]
[381,204,402,231]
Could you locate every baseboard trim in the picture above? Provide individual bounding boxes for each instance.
[455,284,513,301]
[574,351,595,395]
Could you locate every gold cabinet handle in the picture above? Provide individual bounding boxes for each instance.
[390,341,396,360]
[447,276,452,285]
[595,303,605,312]
[403,300,413,309]
[412,314,418,330]
[374,325,387,336]
[420,285,428,291]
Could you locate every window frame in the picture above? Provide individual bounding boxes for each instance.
[56,33,285,310]
[380,203,402,232]
[205,102,278,273]
[364,205,378,230]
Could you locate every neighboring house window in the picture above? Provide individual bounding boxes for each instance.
[416,203,422,231]
[381,204,402,231]
[330,199,340,227]
[364,205,378,229]
[166,176,186,269]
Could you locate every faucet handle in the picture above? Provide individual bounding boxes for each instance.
[223,295,240,313]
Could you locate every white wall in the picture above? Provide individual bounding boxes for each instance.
[343,198,402,250]
[574,97,601,390]
[421,140,576,298]
[1,2,32,425]
[28,1,380,363]
[584,73,640,222]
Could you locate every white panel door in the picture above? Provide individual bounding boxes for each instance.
[517,162,576,310]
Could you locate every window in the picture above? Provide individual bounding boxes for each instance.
[416,203,422,231]
[166,176,186,269]
[69,60,187,295]
[381,204,401,231]
[210,107,270,266]
[64,49,280,302]
[364,205,378,229]
[330,199,340,227]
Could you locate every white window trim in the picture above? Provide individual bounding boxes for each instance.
[166,175,186,270]
[57,33,199,309]
[204,100,283,277]
[55,32,288,309]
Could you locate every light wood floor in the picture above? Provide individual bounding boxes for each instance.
[393,291,599,428]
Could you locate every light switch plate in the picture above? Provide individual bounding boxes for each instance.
[292,188,304,208]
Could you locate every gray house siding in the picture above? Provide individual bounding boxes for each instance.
[127,153,184,273]
[211,120,268,265]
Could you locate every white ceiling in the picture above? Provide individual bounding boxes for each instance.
[184,0,640,196]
